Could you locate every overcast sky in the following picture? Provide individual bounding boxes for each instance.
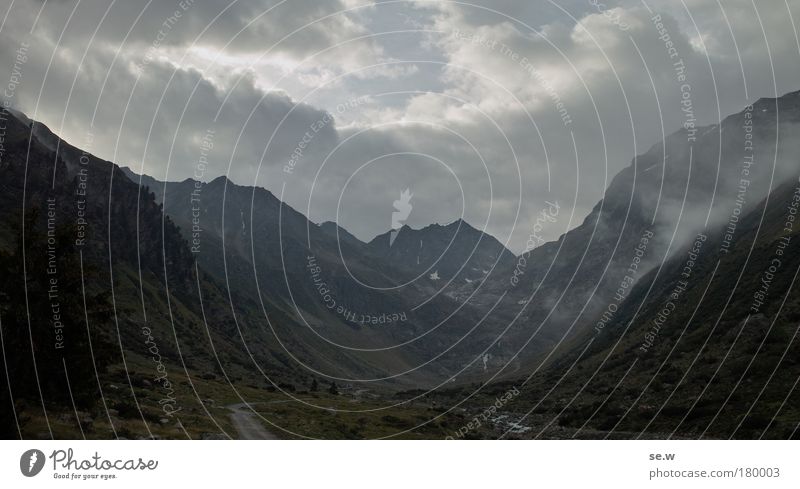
[1,0,798,252]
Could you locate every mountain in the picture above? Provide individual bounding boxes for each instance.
[0,108,304,439]
[366,219,516,286]
[118,167,517,385]
[436,91,800,439]
[474,175,800,439]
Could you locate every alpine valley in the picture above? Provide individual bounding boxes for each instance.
[1,89,798,440]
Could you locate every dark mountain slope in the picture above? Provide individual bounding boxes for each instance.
[479,175,800,439]
[0,109,314,439]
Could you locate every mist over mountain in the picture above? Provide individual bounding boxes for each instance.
[488,175,800,439]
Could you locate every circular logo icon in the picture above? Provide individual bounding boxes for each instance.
[20,449,45,477]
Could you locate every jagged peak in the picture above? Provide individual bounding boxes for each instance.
[209,174,234,186]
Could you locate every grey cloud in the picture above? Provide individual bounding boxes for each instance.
[16,0,376,57]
